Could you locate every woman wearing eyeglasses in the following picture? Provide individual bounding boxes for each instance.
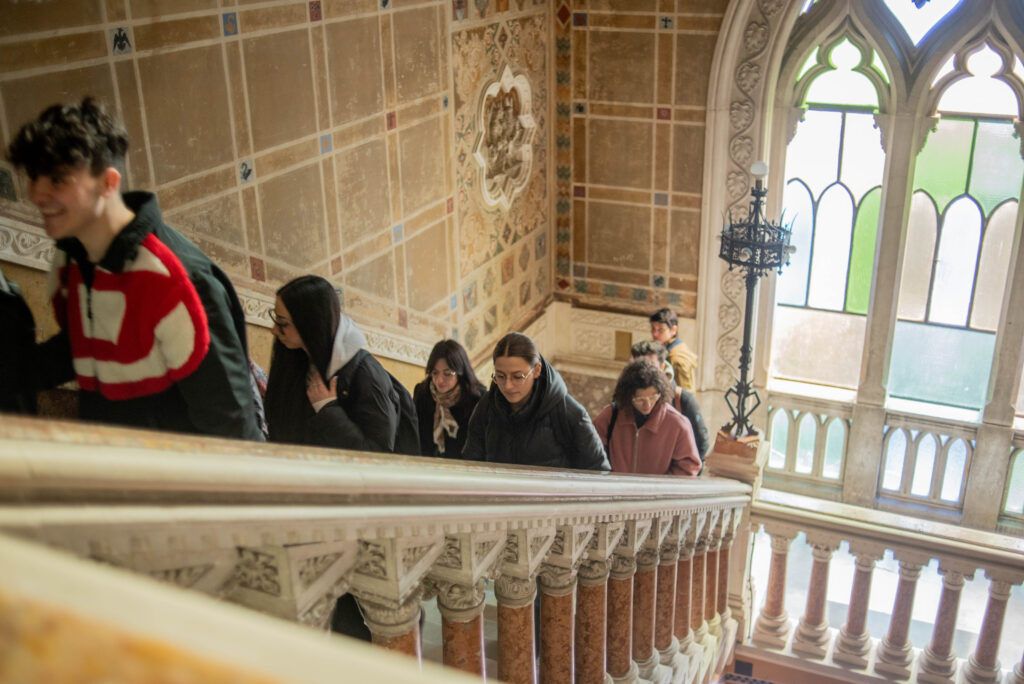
[413,339,486,458]
[462,332,610,470]
[263,275,399,452]
[592,360,701,476]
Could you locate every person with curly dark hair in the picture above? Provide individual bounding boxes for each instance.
[6,97,261,439]
[592,359,701,476]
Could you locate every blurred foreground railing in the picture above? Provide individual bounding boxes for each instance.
[0,416,751,684]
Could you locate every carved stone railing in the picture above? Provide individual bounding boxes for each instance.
[0,416,751,684]
[743,489,1024,684]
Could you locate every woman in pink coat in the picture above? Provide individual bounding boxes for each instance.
[592,360,701,476]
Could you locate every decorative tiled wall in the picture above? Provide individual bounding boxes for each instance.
[0,0,549,369]
[554,0,729,319]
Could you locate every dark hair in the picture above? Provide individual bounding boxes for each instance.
[630,340,667,364]
[7,97,129,180]
[613,359,674,409]
[649,307,678,329]
[426,339,484,398]
[492,332,540,366]
[264,275,341,443]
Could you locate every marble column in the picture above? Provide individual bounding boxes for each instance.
[716,536,732,624]
[358,592,423,663]
[834,547,882,668]
[655,540,680,667]
[792,542,838,658]
[633,546,661,681]
[577,559,613,684]
[962,577,1014,684]
[674,551,695,652]
[436,579,487,678]
[917,568,970,684]
[539,566,577,684]
[690,536,708,643]
[1011,649,1024,684]
[875,558,925,679]
[608,554,639,683]
[751,532,794,649]
[496,575,538,684]
[705,540,722,638]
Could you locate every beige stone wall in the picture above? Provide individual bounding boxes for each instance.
[0,0,551,371]
[553,0,729,319]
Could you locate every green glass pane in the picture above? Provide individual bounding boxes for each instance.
[970,120,1024,217]
[889,321,995,410]
[847,187,880,314]
[913,118,973,213]
[872,50,889,84]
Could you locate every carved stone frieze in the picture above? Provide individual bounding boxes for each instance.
[355,540,387,579]
[736,61,761,94]
[297,577,350,630]
[402,544,435,574]
[150,564,213,588]
[0,220,55,270]
[529,533,551,558]
[298,553,341,590]
[550,529,566,556]
[234,548,281,597]
[437,537,463,569]
[503,535,519,564]
[494,574,536,608]
[474,540,497,565]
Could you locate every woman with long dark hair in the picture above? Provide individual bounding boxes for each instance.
[263,275,399,451]
[414,339,485,458]
[593,359,701,476]
[462,332,609,470]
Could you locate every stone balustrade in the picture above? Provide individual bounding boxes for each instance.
[746,488,1024,684]
[0,416,751,683]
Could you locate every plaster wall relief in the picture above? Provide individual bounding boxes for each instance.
[451,4,550,361]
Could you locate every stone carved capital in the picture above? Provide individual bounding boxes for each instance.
[610,551,638,580]
[577,558,611,585]
[435,578,487,622]
[694,509,721,555]
[680,510,707,559]
[538,563,577,595]
[358,589,423,637]
[494,574,537,608]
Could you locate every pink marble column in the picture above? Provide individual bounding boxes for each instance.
[875,559,924,679]
[359,593,423,665]
[751,532,793,648]
[674,554,694,650]
[495,575,537,684]
[436,580,487,677]
[607,554,637,682]
[793,543,837,658]
[917,568,967,682]
[834,550,881,668]
[539,570,576,684]
[1012,650,1024,684]
[576,560,610,684]
[690,545,707,639]
[632,556,658,677]
[655,562,677,653]
[962,577,1014,684]
[705,546,721,633]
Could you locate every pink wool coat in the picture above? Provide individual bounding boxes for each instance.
[592,400,701,476]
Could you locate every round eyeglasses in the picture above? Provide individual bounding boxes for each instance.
[491,368,535,387]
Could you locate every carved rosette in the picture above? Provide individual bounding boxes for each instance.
[494,574,537,608]
[473,63,537,210]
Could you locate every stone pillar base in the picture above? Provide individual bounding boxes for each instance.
[874,639,915,680]
[713,615,738,676]
[679,638,704,684]
[657,636,680,666]
[791,621,831,658]
[1010,660,1024,684]
[833,626,871,669]
[707,614,722,639]
[636,651,672,684]
[751,612,790,649]
[916,644,958,684]
[961,653,1003,684]
[610,659,640,684]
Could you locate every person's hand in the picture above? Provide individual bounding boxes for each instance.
[307,372,337,406]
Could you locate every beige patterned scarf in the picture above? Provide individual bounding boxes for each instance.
[430,382,461,455]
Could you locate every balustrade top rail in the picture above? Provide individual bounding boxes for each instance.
[754,488,1024,574]
[0,416,750,508]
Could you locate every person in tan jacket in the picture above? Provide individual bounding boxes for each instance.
[649,307,699,392]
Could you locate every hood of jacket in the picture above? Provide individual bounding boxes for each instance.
[326,314,368,378]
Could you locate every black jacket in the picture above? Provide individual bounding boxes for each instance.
[461,357,610,471]
[311,348,399,453]
[675,389,710,460]
[413,379,484,458]
[37,192,261,440]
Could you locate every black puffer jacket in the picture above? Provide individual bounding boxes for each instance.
[461,357,610,471]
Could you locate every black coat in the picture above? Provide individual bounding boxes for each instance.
[413,379,484,458]
[461,357,610,471]
[310,349,400,453]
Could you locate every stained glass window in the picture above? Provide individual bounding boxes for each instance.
[888,47,1023,410]
[770,41,885,389]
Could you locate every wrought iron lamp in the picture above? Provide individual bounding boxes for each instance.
[719,161,793,439]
